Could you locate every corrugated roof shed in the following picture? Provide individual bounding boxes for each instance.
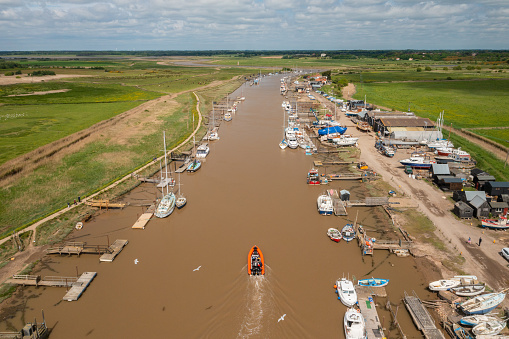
[455,201,473,211]
[442,177,463,183]
[487,182,509,188]
[477,174,496,181]
[489,201,509,208]
[465,191,486,202]
[432,164,450,175]
[470,195,487,208]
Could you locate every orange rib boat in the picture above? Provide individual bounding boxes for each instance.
[248,246,265,276]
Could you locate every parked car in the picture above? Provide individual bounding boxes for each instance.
[501,248,509,261]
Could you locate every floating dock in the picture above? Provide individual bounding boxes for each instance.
[7,272,97,302]
[132,203,156,229]
[355,286,387,339]
[63,272,97,301]
[46,239,128,262]
[99,239,128,262]
[404,292,445,339]
[327,189,348,216]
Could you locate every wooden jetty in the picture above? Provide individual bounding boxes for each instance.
[346,197,389,207]
[404,291,446,339]
[355,286,387,339]
[373,239,413,253]
[0,313,49,339]
[328,173,362,180]
[313,160,359,167]
[175,159,191,173]
[6,272,97,302]
[46,239,128,262]
[327,189,348,216]
[132,203,156,229]
[99,240,128,262]
[85,199,127,209]
[63,272,97,301]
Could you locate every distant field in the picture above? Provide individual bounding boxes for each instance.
[353,79,509,130]
[466,128,509,148]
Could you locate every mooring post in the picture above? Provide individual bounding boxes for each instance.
[75,265,78,278]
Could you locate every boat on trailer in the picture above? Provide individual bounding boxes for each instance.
[248,246,265,276]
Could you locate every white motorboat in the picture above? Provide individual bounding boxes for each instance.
[333,135,359,147]
[223,111,232,121]
[279,139,288,149]
[399,156,436,169]
[344,308,367,339]
[335,277,358,307]
[196,144,210,158]
[287,136,299,149]
[472,319,507,336]
[317,195,333,215]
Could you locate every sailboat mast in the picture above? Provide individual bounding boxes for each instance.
[163,131,169,195]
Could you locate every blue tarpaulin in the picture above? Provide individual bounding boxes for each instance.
[318,126,347,135]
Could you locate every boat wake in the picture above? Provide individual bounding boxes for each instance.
[237,273,273,338]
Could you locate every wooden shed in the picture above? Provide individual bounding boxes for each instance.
[468,195,490,219]
[453,201,473,219]
[473,173,496,190]
[484,182,509,197]
[488,201,509,217]
[438,177,463,191]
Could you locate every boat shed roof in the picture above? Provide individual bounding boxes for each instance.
[379,117,435,128]
[486,181,509,188]
[465,190,487,202]
[441,177,463,183]
[470,195,487,208]
[499,194,509,202]
[432,164,450,175]
[489,201,509,208]
[455,201,473,211]
[477,174,496,181]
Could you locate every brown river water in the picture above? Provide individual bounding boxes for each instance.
[2,75,435,338]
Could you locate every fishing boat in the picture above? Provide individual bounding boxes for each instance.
[357,278,389,287]
[356,121,370,132]
[287,136,299,149]
[451,323,474,339]
[459,292,506,315]
[195,144,210,158]
[341,224,356,242]
[399,156,436,169]
[327,228,342,242]
[344,308,367,339]
[317,194,333,215]
[154,132,176,218]
[451,283,486,297]
[332,135,359,147]
[307,168,321,185]
[472,319,507,336]
[223,111,232,121]
[175,173,186,209]
[481,217,509,230]
[335,277,357,307]
[460,314,502,327]
[187,159,201,172]
[247,246,264,276]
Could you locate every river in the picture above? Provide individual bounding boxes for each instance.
[2,74,434,338]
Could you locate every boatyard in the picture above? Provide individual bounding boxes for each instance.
[1,70,509,339]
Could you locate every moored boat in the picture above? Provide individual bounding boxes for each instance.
[357,278,389,287]
[459,292,506,315]
[195,144,210,158]
[335,277,357,307]
[317,195,333,215]
[341,224,356,242]
[327,228,342,242]
[460,314,502,327]
[307,168,320,185]
[429,279,461,291]
[472,319,506,336]
[481,217,509,230]
[451,283,486,297]
[344,307,367,339]
[154,192,176,218]
[279,139,288,149]
[187,159,201,172]
[223,111,232,121]
[248,246,265,276]
[287,136,299,149]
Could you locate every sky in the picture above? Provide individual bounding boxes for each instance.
[1,0,508,51]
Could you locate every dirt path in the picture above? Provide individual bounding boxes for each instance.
[315,90,509,292]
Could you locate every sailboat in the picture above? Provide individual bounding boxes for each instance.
[175,172,186,209]
[188,135,202,172]
[154,131,176,218]
[207,106,220,140]
[279,109,288,149]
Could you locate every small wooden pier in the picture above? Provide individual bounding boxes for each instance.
[346,197,389,207]
[328,173,362,180]
[63,272,97,301]
[314,160,359,167]
[46,239,128,262]
[132,203,156,229]
[355,286,387,339]
[175,159,191,173]
[6,272,97,302]
[327,189,348,216]
[85,200,127,209]
[373,239,413,253]
[404,291,446,339]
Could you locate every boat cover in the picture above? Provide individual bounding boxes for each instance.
[318,126,347,136]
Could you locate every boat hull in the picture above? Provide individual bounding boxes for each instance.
[358,278,389,287]
[248,246,265,276]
